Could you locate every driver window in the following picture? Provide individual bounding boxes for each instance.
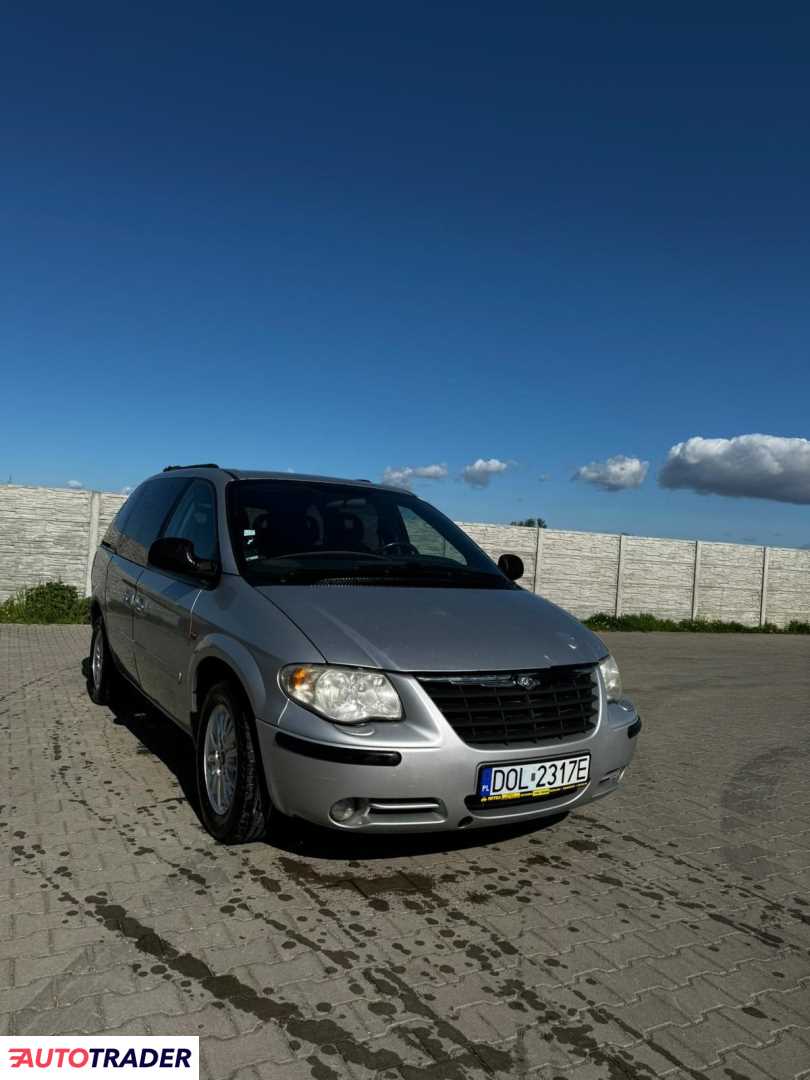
[162,480,218,562]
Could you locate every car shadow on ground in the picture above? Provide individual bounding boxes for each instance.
[274,812,568,861]
[81,656,200,810]
[82,658,569,862]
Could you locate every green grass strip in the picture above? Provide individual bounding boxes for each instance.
[584,612,810,634]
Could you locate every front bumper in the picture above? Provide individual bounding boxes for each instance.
[256,673,641,832]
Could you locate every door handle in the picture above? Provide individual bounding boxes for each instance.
[133,595,146,614]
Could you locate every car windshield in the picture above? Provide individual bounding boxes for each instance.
[227,479,512,588]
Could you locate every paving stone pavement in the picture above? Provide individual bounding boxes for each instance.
[1,625,809,1079]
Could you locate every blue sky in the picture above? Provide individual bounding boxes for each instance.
[2,5,809,546]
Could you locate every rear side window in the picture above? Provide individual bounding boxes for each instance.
[161,479,219,562]
[117,477,189,566]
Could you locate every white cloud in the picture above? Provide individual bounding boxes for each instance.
[412,463,448,479]
[66,480,83,489]
[659,434,810,504]
[382,463,448,488]
[574,455,649,492]
[461,458,509,487]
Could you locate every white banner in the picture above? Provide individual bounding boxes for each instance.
[0,1038,199,1078]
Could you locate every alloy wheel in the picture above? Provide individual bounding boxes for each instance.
[203,704,238,815]
[91,628,104,690]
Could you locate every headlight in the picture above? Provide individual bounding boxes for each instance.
[598,654,623,702]
[279,664,402,724]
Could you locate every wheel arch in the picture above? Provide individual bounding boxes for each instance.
[190,642,273,843]
[189,636,267,737]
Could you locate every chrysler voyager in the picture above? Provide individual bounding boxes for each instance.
[88,465,640,843]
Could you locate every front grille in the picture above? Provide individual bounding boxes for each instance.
[417,665,599,748]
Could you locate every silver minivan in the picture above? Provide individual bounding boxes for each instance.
[89,464,640,843]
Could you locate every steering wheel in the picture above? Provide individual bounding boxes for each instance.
[380,541,420,557]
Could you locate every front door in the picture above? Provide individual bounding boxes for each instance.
[132,479,218,727]
[132,568,200,724]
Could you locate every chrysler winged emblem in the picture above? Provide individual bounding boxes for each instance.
[515,674,539,690]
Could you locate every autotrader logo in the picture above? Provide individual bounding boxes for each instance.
[0,1039,198,1078]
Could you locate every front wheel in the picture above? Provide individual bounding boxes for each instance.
[195,681,269,844]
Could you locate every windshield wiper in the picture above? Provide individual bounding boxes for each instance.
[283,563,509,588]
[375,562,504,582]
[246,556,509,587]
[271,550,388,562]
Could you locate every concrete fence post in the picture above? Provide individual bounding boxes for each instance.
[532,526,544,593]
[615,534,627,617]
[84,490,101,598]
[691,540,702,620]
[759,546,770,626]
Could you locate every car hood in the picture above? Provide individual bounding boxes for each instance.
[255,584,606,672]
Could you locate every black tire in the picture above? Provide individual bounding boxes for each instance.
[87,618,120,706]
[195,680,269,844]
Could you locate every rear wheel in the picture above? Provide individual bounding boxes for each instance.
[87,618,120,705]
[195,681,269,844]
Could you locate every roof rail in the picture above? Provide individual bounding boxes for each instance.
[162,463,220,472]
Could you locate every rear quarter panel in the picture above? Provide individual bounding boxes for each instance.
[91,546,112,610]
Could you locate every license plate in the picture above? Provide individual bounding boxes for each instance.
[477,754,590,803]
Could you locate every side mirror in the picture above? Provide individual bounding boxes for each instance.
[148,537,219,583]
[497,552,524,581]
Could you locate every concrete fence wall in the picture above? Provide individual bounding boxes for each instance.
[0,486,126,605]
[1,483,809,627]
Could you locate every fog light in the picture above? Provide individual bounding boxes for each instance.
[330,798,359,823]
